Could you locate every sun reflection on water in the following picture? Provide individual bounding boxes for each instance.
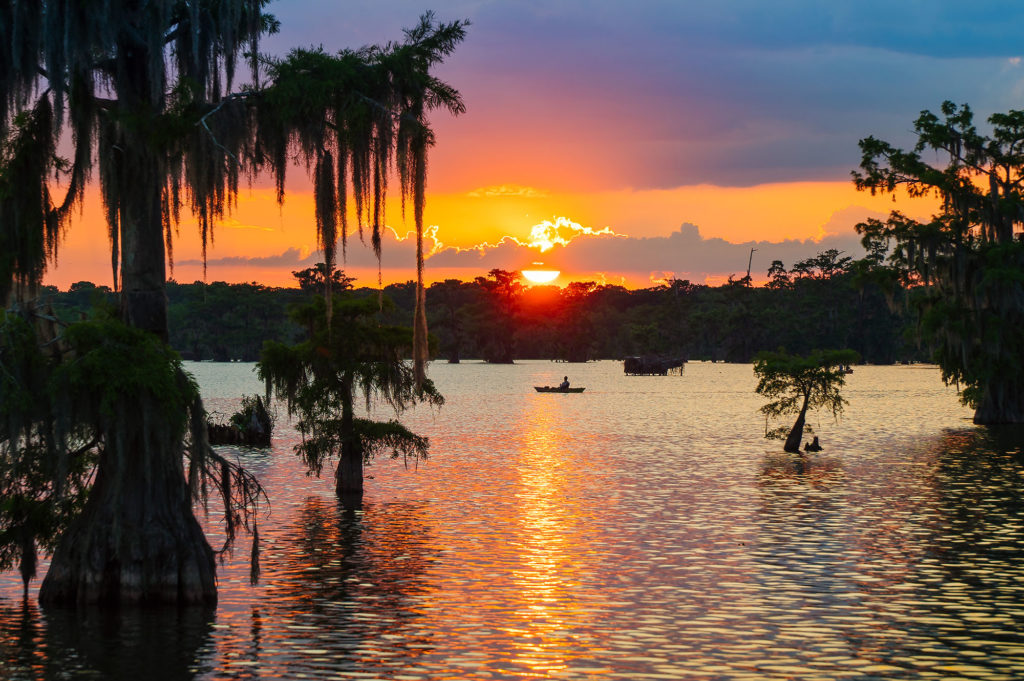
[507,403,578,676]
[5,362,1024,679]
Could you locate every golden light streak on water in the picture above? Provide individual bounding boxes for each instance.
[5,362,1024,680]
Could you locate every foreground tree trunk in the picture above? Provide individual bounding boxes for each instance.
[40,124,216,604]
[973,379,1024,425]
[784,394,810,453]
[39,427,216,605]
[118,144,169,341]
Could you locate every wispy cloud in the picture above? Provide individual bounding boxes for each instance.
[466,184,549,198]
[220,217,275,232]
[177,247,313,268]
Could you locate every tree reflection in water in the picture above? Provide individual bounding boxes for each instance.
[0,601,215,679]
[208,496,439,677]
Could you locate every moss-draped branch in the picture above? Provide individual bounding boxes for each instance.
[853,102,1024,419]
[1,4,464,383]
[258,295,442,479]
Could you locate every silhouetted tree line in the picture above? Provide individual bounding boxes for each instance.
[36,250,927,364]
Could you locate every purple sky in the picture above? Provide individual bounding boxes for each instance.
[263,0,1024,191]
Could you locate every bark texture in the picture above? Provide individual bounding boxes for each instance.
[336,386,364,509]
[39,428,216,605]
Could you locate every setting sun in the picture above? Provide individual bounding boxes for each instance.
[522,269,560,284]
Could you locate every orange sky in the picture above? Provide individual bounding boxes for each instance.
[40,0,1011,292]
[45,179,936,290]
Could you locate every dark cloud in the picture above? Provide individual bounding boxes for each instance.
[177,247,312,268]
[259,2,1024,190]
[559,223,867,282]
[180,228,435,270]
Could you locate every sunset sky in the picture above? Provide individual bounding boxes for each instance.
[47,0,1024,290]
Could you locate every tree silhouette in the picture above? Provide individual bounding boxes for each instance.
[259,295,442,508]
[754,348,859,453]
[292,264,356,295]
[0,3,465,604]
[473,269,524,363]
[854,101,1024,423]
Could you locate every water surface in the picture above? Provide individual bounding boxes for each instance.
[3,361,1024,680]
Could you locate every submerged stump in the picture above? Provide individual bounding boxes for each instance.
[207,396,273,447]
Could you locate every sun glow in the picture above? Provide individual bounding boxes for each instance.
[522,269,560,284]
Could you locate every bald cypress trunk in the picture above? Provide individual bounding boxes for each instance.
[119,146,169,340]
[784,394,810,453]
[336,375,364,509]
[973,378,1024,425]
[40,173,217,605]
[39,32,216,605]
[39,424,216,605]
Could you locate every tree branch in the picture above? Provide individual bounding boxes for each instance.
[196,92,253,161]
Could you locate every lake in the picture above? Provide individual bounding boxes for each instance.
[3,360,1024,680]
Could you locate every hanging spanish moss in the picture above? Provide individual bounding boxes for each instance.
[0,2,465,604]
[0,97,62,303]
[248,13,467,385]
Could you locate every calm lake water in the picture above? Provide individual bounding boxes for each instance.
[3,360,1024,680]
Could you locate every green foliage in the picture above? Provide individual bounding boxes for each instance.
[258,294,442,479]
[0,307,265,584]
[753,348,859,439]
[0,312,91,585]
[57,317,197,427]
[166,280,307,361]
[854,102,1024,421]
[229,395,274,435]
[44,257,921,367]
[292,264,356,295]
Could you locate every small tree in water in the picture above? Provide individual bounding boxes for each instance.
[258,296,442,508]
[754,349,858,453]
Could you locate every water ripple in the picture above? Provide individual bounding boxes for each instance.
[3,361,1024,680]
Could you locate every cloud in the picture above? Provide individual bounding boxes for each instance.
[427,219,873,285]
[243,2,1024,195]
[183,210,883,287]
[176,247,312,268]
[219,217,275,232]
[561,223,867,282]
[466,184,549,198]
[177,226,445,271]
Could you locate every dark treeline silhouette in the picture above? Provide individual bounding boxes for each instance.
[39,250,925,365]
